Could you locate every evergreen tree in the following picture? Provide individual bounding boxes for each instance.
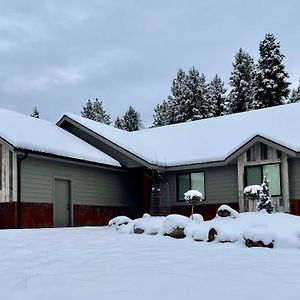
[254,33,290,108]
[288,79,300,103]
[81,98,111,124]
[208,74,228,116]
[122,106,143,132]
[81,99,94,119]
[228,48,256,113]
[30,106,40,118]
[256,175,275,213]
[114,116,125,129]
[93,98,111,124]
[184,67,210,121]
[169,68,189,124]
[152,100,171,127]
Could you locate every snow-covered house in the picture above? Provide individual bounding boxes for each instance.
[1,103,300,228]
[0,108,139,228]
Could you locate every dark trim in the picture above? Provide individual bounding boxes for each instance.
[14,147,123,172]
[176,171,206,202]
[244,162,282,197]
[17,151,28,229]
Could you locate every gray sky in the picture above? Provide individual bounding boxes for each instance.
[0,0,299,126]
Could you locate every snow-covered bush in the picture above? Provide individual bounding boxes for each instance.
[184,190,203,219]
[108,216,132,230]
[256,175,275,213]
[134,216,165,235]
[244,185,262,199]
[163,214,191,238]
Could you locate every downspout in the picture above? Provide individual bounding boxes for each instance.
[17,151,28,229]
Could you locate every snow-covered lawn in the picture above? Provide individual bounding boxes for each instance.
[1,223,300,300]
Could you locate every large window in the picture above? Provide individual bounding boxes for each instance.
[177,172,205,201]
[245,163,281,196]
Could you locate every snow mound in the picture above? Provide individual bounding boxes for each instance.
[163,214,192,234]
[217,204,239,218]
[134,216,165,235]
[190,213,204,224]
[243,226,276,245]
[108,216,132,229]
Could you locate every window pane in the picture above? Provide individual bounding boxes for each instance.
[263,164,281,196]
[191,172,205,199]
[178,174,190,201]
[246,166,262,186]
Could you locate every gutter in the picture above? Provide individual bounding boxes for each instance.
[16,151,28,229]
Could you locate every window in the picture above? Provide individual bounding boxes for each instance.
[260,143,268,160]
[245,163,281,196]
[177,172,205,201]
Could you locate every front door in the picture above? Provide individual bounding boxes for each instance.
[54,179,71,227]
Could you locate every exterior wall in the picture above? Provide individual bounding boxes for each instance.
[163,164,238,220]
[17,156,140,228]
[166,164,238,205]
[0,142,17,203]
[289,158,300,200]
[21,156,137,206]
[237,142,289,212]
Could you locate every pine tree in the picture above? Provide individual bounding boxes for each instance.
[254,33,290,108]
[184,67,210,121]
[81,98,111,124]
[228,48,256,113]
[208,74,228,116]
[93,98,111,124]
[30,106,40,118]
[288,79,300,103]
[81,99,94,119]
[114,116,125,129]
[152,100,171,127]
[169,68,189,124]
[256,175,275,213]
[122,106,143,132]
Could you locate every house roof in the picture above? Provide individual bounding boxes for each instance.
[59,103,300,168]
[0,108,120,167]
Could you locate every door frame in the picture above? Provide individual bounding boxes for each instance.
[53,176,73,227]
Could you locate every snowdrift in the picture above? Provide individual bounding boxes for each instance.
[109,206,300,249]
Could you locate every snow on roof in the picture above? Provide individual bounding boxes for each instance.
[0,108,120,167]
[64,103,300,167]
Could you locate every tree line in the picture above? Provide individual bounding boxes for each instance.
[31,33,300,130]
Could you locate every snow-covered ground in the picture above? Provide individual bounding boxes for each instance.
[1,220,300,300]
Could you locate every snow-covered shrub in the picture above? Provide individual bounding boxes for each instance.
[184,190,203,219]
[216,204,239,218]
[256,175,275,213]
[244,185,262,199]
[108,216,132,230]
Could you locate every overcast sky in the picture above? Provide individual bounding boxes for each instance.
[0,0,299,126]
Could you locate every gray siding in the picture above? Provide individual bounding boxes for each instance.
[21,156,138,206]
[165,164,238,205]
[289,158,300,199]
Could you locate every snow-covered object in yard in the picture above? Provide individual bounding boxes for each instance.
[0,108,120,166]
[163,214,191,234]
[134,216,165,235]
[184,222,210,241]
[108,216,132,229]
[243,226,276,246]
[184,190,203,201]
[216,204,239,218]
[60,103,300,167]
[244,185,263,197]
[190,213,204,223]
[142,213,151,218]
